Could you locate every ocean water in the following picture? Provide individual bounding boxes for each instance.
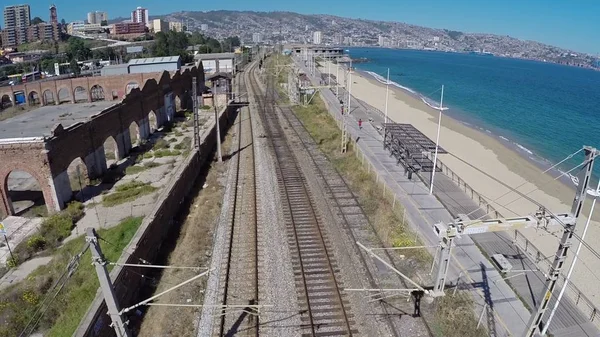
[349,48,600,180]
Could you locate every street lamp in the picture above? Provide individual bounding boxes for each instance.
[429,85,444,195]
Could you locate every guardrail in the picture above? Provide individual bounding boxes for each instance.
[512,229,600,328]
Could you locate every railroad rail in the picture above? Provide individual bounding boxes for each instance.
[216,71,260,337]
[247,61,358,336]
[270,60,436,336]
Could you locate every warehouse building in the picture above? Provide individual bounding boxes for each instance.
[194,52,238,75]
[101,56,181,76]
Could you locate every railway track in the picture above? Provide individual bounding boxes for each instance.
[247,61,358,336]
[268,59,435,336]
[216,72,260,337]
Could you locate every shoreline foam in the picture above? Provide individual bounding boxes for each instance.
[361,69,577,190]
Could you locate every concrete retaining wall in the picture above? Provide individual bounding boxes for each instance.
[74,101,237,337]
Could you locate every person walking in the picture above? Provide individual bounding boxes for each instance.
[358,118,363,130]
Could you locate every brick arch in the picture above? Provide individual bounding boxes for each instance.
[90,84,105,102]
[43,89,56,105]
[1,93,13,109]
[73,86,88,103]
[125,81,140,95]
[0,166,55,216]
[57,86,72,103]
[148,110,158,133]
[28,90,41,106]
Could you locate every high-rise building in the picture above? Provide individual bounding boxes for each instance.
[252,33,261,44]
[87,11,108,25]
[343,36,353,45]
[378,35,385,46]
[49,4,57,24]
[169,21,183,32]
[131,7,148,25]
[3,4,31,45]
[313,31,322,45]
[152,19,168,33]
[333,33,343,45]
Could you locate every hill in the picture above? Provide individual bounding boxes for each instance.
[143,10,598,68]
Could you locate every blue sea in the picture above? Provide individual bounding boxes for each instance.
[349,48,600,182]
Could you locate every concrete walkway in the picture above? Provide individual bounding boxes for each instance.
[293,57,600,336]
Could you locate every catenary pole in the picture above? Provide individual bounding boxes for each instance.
[429,85,444,195]
[541,179,600,335]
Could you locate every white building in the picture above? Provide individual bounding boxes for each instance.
[87,11,108,25]
[333,33,343,45]
[169,21,183,32]
[152,19,169,33]
[378,35,385,46]
[68,21,104,35]
[252,33,261,43]
[343,36,353,45]
[200,24,208,31]
[131,7,149,25]
[313,31,322,45]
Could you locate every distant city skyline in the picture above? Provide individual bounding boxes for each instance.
[13,0,600,54]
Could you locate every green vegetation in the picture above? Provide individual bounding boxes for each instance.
[153,149,182,158]
[125,165,147,175]
[11,202,84,267]
[0,217,143,337]
[144,161,161,169]
[153,139,170,150]
[102,181,158,207]
[174,137,192,151]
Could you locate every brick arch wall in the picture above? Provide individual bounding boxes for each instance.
[1,66,207,213]
[0,142,55,216]
[0,72,171,108]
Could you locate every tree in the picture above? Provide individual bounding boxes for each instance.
[31,17,44,25]
[100,20,108,26]
[66,37,91,61]
[60,19,66,26]
[69,59,80,75]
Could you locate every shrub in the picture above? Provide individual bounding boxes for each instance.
[153,139,169,150]
[144,162,160,168]
[40,213,74,244]
[6,256,18,268]
[26,235,47,251]
[153,149,181,158]
[64,201,84,222]
[125,165,147,175]
[102,181,158,207]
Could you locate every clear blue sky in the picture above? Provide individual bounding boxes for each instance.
[20,0,600,54]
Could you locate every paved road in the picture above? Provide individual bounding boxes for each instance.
[292,57,600,337]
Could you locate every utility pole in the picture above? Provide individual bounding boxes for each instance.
[86,228,131,337]
[212,81,222,162]
[192,77,200,150]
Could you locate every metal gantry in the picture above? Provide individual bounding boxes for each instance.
[430,146,598,337]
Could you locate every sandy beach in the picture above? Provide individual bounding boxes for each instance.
[320,60,600,307]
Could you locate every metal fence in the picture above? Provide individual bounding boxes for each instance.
[426,153,503,219]
[512,230,600,328]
